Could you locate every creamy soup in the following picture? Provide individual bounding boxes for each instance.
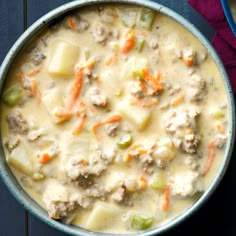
[0,4,229,233]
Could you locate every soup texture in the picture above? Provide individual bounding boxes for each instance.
[0,4,229,233]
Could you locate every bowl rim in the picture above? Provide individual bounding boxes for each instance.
[0,0,235,235]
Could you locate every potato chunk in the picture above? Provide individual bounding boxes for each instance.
[48,40,79,77]
[42,88,65,124]
[117,99,151,131]
[7,143,33,175]
[85,202,121,230]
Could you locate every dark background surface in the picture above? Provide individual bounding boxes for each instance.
[0,0,235,236]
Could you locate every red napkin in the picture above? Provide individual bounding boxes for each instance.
[188,0,236,93]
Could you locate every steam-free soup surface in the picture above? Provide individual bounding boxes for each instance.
[1,4,229,233]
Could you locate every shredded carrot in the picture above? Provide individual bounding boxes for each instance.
[161,185,170,212]
[67,68,84,111]
[68,16,76,31]
[81,159,88,167]
[202,141,216,176]
[142,68,163,92]
[124,153,132,163]
[39,153,51,164]
[27,66,42,77]
[216,123,224,133]
[122,29,136,54]
[185,129,193,135]
[55,109,73,120]
[139,80,147,94]
[172,91,184,107]
[72,115,87,135]
[31,79,37,95]
[139,176,147,190]
[17,73,25,81]
[81,59,96,70]
[131,97,158,108]
[36,90,42,106]
[182,57,193,67]
[92,115,122,140]
[105,54,117,66]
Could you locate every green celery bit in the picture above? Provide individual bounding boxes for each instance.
[117,134,133,149]
[211,110,224,119]
[2,86,24,106]
[132,69,144,79]
[135,38,145,52]
[139,8,156,30]
[131,214,153,230]
[150,171,166,190]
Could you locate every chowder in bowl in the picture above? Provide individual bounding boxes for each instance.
[0,0,235,235]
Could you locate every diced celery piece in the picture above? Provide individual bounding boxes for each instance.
[131,214,153,230]
[211,110,224,119]
[135,38,145,52]
[117,134,133,149]
[132,69,144,79]
[139,8,156,30]
[3,86,24,106]
[150,171,166,190]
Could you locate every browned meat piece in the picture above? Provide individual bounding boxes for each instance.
[75,15,90,32]
[66,147,116,180]
[170,170,204,198]
[47,200,77,220]
[86,184,110,200]
[30,51,46,66]
[183,155,199,170]
[181,48,196,66]
[149,37,159,49]
[89,87,107,107]
[5,135,21,152]
[27,128,45,141]
[129,80,145,98]
[156,159,168,169]
[104,122,119,137]
[111,186,126,203]
[213,134,227,149]
[7,110,29,134]
[164,108,200,153]
[92,23,109,44]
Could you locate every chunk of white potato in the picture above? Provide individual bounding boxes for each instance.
[42,88,65,124]
[152,146,175,161]
[117,99,151,131]
[48,40,79,77]
[7,143,33,176]
[85,202,121,230]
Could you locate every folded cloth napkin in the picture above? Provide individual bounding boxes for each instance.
[188,0,236,93]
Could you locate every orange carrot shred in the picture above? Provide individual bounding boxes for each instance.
[36,90,42,106]
[68,16,76,31]
[124,153,132,163]
[172,91,184,107]
[182,57,193,67]
[105,54,117,66]
[72,115,87,135]
[31,79,37,95]
[202,141,216,176]
[216,123,224,133]
[142,68,163,92]
[39,153,51,164]
[161,185,170,212]
[67,68,84,111]
[92,115,122,141]
[27,66,42,77]
[139,176,147,190]
[122,29,136,54]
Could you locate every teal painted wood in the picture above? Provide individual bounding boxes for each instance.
[0,1,26,236]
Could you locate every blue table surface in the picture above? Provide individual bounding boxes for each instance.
[0,1,235,236]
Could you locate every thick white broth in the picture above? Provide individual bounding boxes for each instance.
[1,4,229,234]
